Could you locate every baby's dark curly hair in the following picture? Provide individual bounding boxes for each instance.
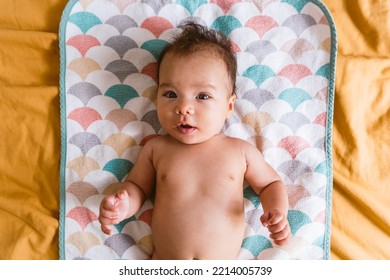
[157,22,237,95]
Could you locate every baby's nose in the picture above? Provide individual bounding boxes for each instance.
[175,102,194,115]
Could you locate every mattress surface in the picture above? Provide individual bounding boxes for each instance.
[0,0,389,259]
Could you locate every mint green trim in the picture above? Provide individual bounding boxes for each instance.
[58,0,79,261]
[309,0,338,260]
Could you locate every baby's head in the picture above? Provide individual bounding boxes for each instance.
[158,22,237,95]
[156,22,237,144]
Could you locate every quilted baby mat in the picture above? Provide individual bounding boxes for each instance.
[59,0,337,260]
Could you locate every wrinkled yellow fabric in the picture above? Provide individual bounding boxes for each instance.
[323,0,390,259]
[1,0,389,260]
[0,0,67,259]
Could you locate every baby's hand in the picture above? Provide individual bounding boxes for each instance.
[98,189,131,235]
[260,209,291,246]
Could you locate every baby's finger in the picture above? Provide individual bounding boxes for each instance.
[260,213,270,227]
[101,224,112,235]
[270,224,290,243]
[273,235,290,246]
[267,220,287,234]
[100,197,118,213]
[116,189,129,201]
[267,211,284,226]
[99,208,118,220]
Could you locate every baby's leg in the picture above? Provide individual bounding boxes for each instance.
[151,251,160,260]
[151,251,198,260]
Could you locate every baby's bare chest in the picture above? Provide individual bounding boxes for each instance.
[155,146,246,187]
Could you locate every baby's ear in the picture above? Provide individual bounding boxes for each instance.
[227,93,236,117]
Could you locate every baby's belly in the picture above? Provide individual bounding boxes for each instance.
[151,197,245,260]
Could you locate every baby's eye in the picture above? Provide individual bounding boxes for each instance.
[164,91,177,99]
[196,93,210,100]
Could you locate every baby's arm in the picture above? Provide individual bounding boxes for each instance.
[99,140,156,235]
[257,181,290,246]
[243,141,291,246]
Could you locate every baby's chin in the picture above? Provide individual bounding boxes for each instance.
[168,132,223,145]
[171,136,205,145]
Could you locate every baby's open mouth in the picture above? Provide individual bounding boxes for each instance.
[179,124,193,129]
[177,124,196,134]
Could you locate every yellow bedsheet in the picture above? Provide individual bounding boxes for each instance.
[0,0,67,259]
[0,0,389,259]
[324,0,390,259]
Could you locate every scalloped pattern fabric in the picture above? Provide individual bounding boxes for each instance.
[59,0,336,259]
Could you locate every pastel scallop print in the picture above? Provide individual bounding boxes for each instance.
[62,0,333,260]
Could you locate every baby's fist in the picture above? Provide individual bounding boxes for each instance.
[260,210,290,246]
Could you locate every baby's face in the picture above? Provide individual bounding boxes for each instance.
[157,51,236,144]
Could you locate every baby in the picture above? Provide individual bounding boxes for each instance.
[99,22,291,260]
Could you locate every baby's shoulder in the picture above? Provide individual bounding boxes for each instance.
[142,134,175,151]
[224,136,255,149]
[224,136,262,157]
